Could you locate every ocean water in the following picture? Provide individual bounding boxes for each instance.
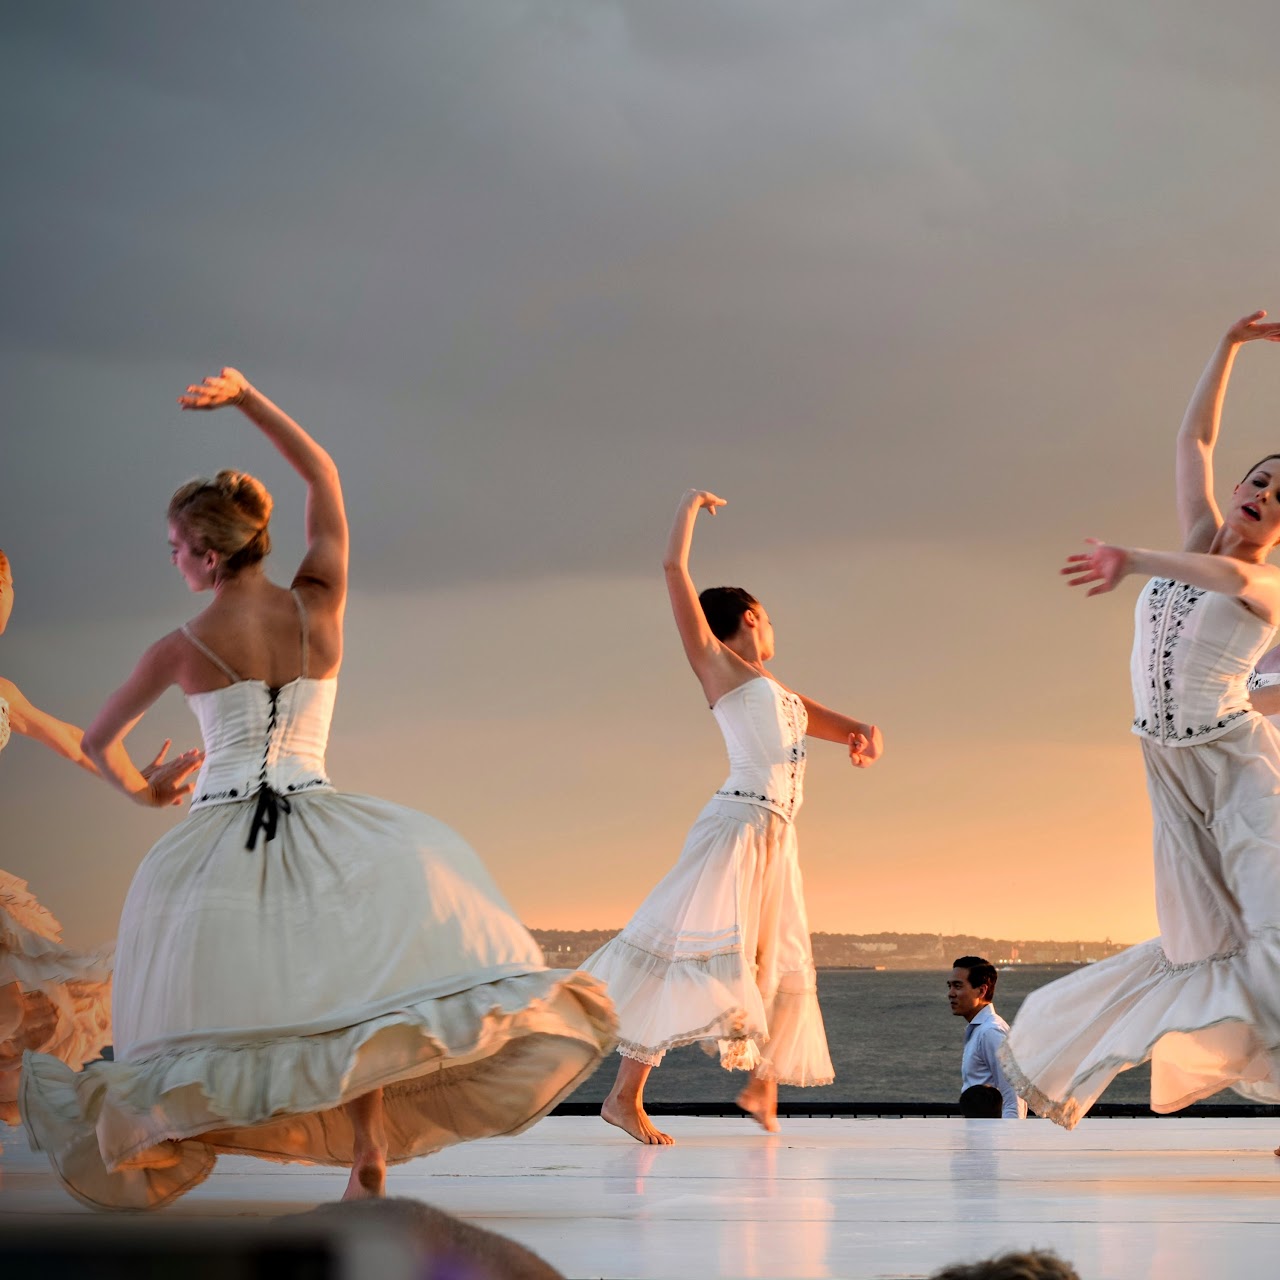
[567,965,1177,1107]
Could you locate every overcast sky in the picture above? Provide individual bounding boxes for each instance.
[7,2,1280,946]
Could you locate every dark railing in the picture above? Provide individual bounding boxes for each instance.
[551,1100,1280,1118]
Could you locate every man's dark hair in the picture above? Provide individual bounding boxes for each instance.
[930,1250,1080,1280]
[698,586,760,641]
[953,955,998,999]
[959,1084,1003,1118]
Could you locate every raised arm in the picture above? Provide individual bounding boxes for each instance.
[179,369,349,605]
[1063,539,1280,624]
[81,634,203,806]
[1177,312,1280,552]
[663,489,752,704]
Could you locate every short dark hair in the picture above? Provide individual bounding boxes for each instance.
[1239,454,1280,485]
[959,1084,1003,1118]
[953,956,998,999]
[699,586,760,641]
[930,1250,1080,1280]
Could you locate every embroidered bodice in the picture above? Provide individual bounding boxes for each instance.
[1131,577,1274,747]
[186,678,336,812]
[0,693,9,754]
[712,676,807,821]
[180,592,334,847]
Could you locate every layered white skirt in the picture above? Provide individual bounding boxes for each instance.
[1,872,112,1127]
[20,792,617,1210]
[582,797,832,1086]
[1002,717,1280,1128]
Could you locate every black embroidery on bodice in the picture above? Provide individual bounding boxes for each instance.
[715,687,807,821]
[1133,578,1250,743]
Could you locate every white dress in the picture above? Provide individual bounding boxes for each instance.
[582,676,832,1085]
[0,694,114,1127]
[1001,578,1280,1127]
[20,599,617,1210]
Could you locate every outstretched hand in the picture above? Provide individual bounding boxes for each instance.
[1062,538,1130,597]
[683,489,727,516]
[179,367,251,411]
[1225,311,1280,346]
[139,738,204,807]
[848,724,883,769]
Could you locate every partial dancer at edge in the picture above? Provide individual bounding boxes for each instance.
[583,489,883,1144]
[1001,311,1280,1129]
[0,549,195,1131]
[21,368,616,1210]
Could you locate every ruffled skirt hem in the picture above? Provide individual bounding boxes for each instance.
[2,872,114,1126]
[1000,934,1280,1130]
[585,935,832,1086]
[20,967,617,1212]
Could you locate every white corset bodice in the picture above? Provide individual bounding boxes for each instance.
[187,678,335,811]
[0,693,9,754]
[712,676,807,822]
[1131,577,1274,747]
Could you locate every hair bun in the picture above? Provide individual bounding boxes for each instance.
[214,470,273,529]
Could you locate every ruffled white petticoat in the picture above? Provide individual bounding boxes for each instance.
[1001,718,1280,1128]
[1,871,112,1126]
[20,792,617,1210]
[582,798,832,1086]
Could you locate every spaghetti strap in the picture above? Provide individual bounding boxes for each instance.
[291,588,309,679]
[179,625,242,684]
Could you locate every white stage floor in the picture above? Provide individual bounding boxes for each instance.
[2,1115,1278,1278]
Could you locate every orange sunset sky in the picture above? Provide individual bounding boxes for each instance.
[7,4,1280,949]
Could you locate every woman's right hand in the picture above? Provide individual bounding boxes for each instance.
[1062,538,1131,597]
[179,367,252,411]
[1225,311,1280,346]
[683,489,727,515]
[138,740,204,807]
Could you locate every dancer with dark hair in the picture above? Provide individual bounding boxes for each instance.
[20,367,616,1210]
[0,550,196,1133]
[582,488,883,1143]
[1002,312,1280,1128]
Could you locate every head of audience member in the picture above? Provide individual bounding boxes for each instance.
[699,586,775,663]
[0,550,12,635]
[301,1197,564,1280]
[958,1084,1004,1118]
[167,471,273,591]
[948,956,998,1022]
[930,1249,1080,1280]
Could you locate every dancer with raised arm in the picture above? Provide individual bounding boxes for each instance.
[1001,311,1280,1129]
[582,489,883,1144]
[20,369,616,1210]
[0,550,196,1132]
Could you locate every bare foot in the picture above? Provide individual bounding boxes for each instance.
[736,1078,780,1133]
[342,1153,386,1200]
[601,1095,675,1145]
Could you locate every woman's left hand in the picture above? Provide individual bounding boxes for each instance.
[139,739,204,806]
[848,724,883,768]
[179,367,251,411]
[1062,538,1130,597]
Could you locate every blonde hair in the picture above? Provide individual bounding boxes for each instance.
[168,471,273,579]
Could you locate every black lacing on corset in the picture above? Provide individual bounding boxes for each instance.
[246,686,291,851]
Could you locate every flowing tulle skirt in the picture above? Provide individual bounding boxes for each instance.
[581,797,832,1086]
[20,792,617,1210]
[1001,718,1280,1128]
[1,871,112,1127]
